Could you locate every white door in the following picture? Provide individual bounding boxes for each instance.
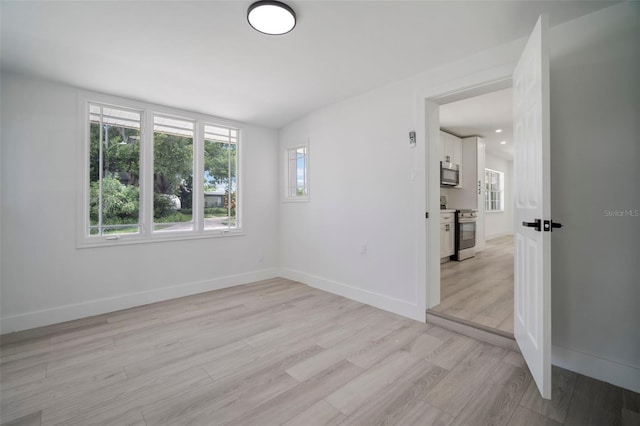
[513,15,552,399]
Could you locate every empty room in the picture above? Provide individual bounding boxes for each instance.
[1,1,639,425]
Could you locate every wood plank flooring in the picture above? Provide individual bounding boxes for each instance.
[435,235,515,334]
[1,278,638,425]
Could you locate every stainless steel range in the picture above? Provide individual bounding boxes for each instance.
[454,209,478,261]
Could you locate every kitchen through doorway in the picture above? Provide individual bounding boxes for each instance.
[429,87,516,336]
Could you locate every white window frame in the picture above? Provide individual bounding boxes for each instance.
[282,143,310,202]
[77,91,243,248]
[484,168,505,213]
[86,102,144,237]
[203,123,240,232]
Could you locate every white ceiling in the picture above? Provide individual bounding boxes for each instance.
[0,1,615,129]
[440,87,514,160]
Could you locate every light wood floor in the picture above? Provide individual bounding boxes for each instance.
[1,278,638,426]
[434,235,515,334]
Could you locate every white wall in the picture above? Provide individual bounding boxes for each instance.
[484,152,514,240]
[279,28,527,320]
[548,4,640,391]
[279,3,639,391]
[0,72,280,332]
[279,82,423,319]
[1,2,637,393]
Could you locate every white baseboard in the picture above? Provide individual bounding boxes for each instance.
[0,268,279,334]
[552,344,640,393]
[279,268,423,322]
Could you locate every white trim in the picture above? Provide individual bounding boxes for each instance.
[484,168,505,212]
[0,268,279,334]
[142,109,153,238]
[552,344,640,394]
[282,141,310,203]
[426,312,520,352]
[420,69,514,311]
[77,90,244,248]
[79,91,245,128]
[77,229,246,249]
[423,100,440,309]
[279,268,423,322]
[281,198,310,203]
[194,121,205,232]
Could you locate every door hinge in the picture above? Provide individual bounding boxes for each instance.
[425,212,429,219]
[544,220,563,232]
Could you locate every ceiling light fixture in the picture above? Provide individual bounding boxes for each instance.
[495,129,503,133]
[248,1,296,35]
[500,141,507,145]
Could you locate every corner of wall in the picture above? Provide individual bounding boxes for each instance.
[278,268,424,322]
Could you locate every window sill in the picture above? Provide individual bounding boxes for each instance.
[485,210,505,214]
[281,197,309,203]
[77,229,245,249]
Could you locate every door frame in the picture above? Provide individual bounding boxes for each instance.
[419,75,513,310]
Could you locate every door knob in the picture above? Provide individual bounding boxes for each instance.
[544,220,563,232]
[522,219,542,232]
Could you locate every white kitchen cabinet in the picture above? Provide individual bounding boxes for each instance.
[452,136,462,174]
[440,211,455,258]
[440,224,455,258]
[440,131,463,188]
[440,131,451,163]
[446,136,486,250]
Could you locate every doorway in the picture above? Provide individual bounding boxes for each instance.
[431,87,516,336]
[422,16,552,399]
[423,77,512,313]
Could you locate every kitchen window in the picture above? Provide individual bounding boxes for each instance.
[484,168,504,212]
[80,93,242,247]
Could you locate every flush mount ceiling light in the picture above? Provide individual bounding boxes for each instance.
[500,141,507,145]
[495,129,503,133]
[248,1,296,35]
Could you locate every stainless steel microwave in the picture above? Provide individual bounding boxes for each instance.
[441,161,460,186]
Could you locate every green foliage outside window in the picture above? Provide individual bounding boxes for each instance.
[89,105,239,235]
[89,175,139,226]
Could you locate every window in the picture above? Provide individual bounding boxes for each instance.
[284,145,309,201]
[88,104,142,236]
[81,95,241,246]
[204,124,238,231]
[485,168,504,212]
[153,115,195,232]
